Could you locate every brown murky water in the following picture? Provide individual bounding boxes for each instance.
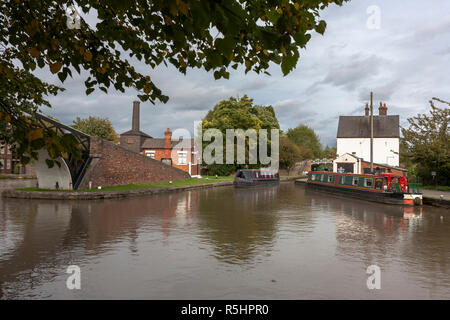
[0,181,449,299]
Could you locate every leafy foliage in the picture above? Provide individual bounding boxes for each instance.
[0,0,348,166]
[286,124,322,158]
[72,116,117,142]
[401,98,450,185]
[279,135,301,170]
[202,95,279,173]
[322,146,336,159]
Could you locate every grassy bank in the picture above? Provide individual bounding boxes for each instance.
[421,185,450,192]
[17,176,234,192]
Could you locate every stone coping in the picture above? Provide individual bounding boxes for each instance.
[2,176,300,200]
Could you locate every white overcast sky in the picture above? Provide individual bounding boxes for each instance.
[42,0,450,147]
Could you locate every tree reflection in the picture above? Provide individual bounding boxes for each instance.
[196,185,281,265]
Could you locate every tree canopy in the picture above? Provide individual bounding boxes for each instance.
[401,98,449,185]
[0,0,348,167]
[72,116,117,142]
[202,95,279,175]
[286,124,322,158]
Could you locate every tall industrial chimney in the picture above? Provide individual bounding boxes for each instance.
[132,101,140,131]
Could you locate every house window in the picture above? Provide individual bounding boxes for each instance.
[7,145,11,154]
[161,158,172,166]
[177,151,187,165]
[6,159,11,170]
[0,144,4,154]
[352,177,359,186]
[0,159,4,169]
[145,151,155,159]
[364,178,373,188]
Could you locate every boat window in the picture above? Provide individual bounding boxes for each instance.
[237,171,245,178]
[328,175,333,183]
[352,177,359,186]
[321,175,325,182]
[255,172,259,178]
[341,176,345,184]
[311,174,315,180]
[375,179,383,189]
[364,178,373,188]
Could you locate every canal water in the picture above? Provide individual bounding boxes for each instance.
[0,181,449,299]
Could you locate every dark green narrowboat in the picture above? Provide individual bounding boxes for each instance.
[306,171,422,206]
[234,169,280,187]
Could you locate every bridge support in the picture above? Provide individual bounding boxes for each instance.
[32,149,73,190]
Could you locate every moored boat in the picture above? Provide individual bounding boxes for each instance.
[306,171,422,206]
[234,168,280,187]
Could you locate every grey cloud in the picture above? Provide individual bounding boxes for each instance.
[313,54,390,91]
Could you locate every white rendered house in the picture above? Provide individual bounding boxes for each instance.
[336,103,400,168]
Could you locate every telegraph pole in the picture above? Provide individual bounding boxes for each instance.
[370,92,374,173]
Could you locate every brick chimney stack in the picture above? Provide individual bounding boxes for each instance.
[378,102,387,116]
[365,103,369,116]
[132,101,140,131]
[164,128,172,149]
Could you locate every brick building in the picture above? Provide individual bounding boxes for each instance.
[119,101,201,177]
[0,142,35,175]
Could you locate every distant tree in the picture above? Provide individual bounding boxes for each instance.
[0,0,349,168]
[322,146,337,159]
[401,98,450,185]
[72,116,117,142]
[286,125,322,158]
[202,95,279,176]
[279,135,301,173]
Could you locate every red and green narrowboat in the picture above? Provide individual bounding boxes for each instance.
[306,171,423,206]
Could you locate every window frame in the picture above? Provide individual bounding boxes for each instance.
[145,150,155,159]
[177,151,187,165]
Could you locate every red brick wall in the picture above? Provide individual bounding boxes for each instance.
[79,137,190,189]
[361,161,407,177]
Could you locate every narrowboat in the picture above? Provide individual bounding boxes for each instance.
[306,171,423,206]
[234,169,280,187]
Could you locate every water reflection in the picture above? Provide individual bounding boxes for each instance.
[0,182,449,299]
[305,188,450,298]
[197,186,280,265]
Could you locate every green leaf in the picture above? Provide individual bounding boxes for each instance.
[281,50,300,76]
[316,20,327,35]
[293,33,311,48]
[45,159,54,168]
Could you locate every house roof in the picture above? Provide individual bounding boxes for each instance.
[121,129,152,138]
[337,115,400,138]
[141,138,194,149]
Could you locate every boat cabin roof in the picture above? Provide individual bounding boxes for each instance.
[310,171,403,179]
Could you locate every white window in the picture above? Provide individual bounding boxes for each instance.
[177,151,187,165]
[7,145,11,154]
[0,159,4,169]
[364,178,373,188]
[353,177,359,186]
[145,150,155,159]
[6,159,11,170]
[328,175,333,183]
[0,144,4,154]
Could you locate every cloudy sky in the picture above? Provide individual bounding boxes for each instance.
[42,0,450,147]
